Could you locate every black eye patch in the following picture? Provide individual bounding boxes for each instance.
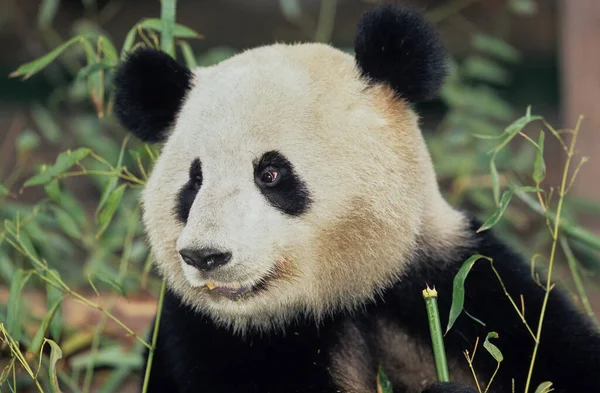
[174,158,202,223]
[254,151,311,216]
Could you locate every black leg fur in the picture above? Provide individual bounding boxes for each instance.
[142,218,600,392]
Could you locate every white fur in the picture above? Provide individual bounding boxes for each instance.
[141,43,468,333]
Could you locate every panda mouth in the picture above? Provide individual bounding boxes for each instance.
[202,258,297,301]
[203,278,269,300]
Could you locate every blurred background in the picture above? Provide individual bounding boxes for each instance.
[0,0,599,392]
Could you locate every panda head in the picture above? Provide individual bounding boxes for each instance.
[114,4,466,332]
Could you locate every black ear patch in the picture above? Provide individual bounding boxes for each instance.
[113,48,193,143]
[354,4,448,102]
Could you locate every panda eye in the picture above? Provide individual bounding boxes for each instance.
[259,167,280,186]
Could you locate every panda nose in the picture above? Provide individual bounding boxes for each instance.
[179,248,232,271]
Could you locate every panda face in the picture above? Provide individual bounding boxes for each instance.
[135,43,435,331]
[115,6,467,332]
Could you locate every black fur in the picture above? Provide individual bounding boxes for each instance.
[144,218,600,392]
[175,159,202,223]
[254,151,312,216]
[354,4,448,102]
[423,382,478,393]
[114,48,192,143]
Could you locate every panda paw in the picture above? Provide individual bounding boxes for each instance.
[422,382,479,393]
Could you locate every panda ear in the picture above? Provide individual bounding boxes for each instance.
[113,48,193,143]
[354,4,447,103]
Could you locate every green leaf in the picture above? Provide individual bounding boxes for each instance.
[509,0,538,15]
[98,36,119,62]
[160,0,177,57]
[472,34,521,63]
[279,0,303,21]
[478,186,542,232]
[376,367,393,393]
[44,179,62,204]
[179,41,198,68]
[0,184,8,196]
[77,61,115,80]
[28,300,62,355]
[71,345,143,369]
[18,227,41,261]
[24,147,91,187]
[97,176,119,216]
[96,184,127,237]
[44,338,63,393]
[37,0,60,29]
[16,129,41,152]
[30,103,61,143]
[7,269,32,343]
[10,34,93,79]
[94,273,127,297]
[446,255,492,334]
[141,18,201,39]
[534,382,553,393]
[533,131,546,184]
[197,46,237,67]
[120,18,202,58]
[52,206,81,239]
[504,113,542,137]
[464,56,510,85]
[0,248,16,283]
[46,269,64,341]
[490,158,500,206]
[483,332,503,362]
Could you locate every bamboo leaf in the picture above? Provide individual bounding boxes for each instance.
[77,61,115,80]
[97,176,119,216]
[7,270,32,343]
[28,300,62,355]
[160,0,176,57]
[533,131,546,184]
[483,332,503,362]
[446,255,492,334]
[478,186,542,232]
[490,157,500,206]
[472,33,521,63]
[95,273,127,297]
[24,148,91,187]
[17,129,41,152]
[509,0,538,15]
[376,367,394,393]
[37,0,60,29]
[534,382,553,393]
[44,179,62,204]
[0,184,8,196]
[141,18,202,39]
[179,41,198,68]
[46,269,64,341]
[504,113,542,136]
[44,338,64,393]
[464,56,510,85]
[120,18,202,58]
[30,103,61,143]
[96,184,127,237]
[10,34,93,79]
[52,206,81,239]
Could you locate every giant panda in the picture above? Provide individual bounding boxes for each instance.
[113,4,600,393]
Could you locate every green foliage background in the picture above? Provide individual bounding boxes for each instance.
[1,0,599,392]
